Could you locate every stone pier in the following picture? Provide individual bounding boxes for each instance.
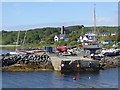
[50,55,100,72]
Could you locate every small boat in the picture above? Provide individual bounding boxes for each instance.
[9,51,26,55]
[101,49,120,56]
[16,49,46,54]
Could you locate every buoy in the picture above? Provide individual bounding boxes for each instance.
[73,77,76,80]
[61,64,64,67]
[76,64,80,68]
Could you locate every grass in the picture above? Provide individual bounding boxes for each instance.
[0,45,21,47]
[0,45,21,51]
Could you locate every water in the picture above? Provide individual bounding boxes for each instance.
[2,68,118,88]
[1,50,119,88]
[0,49,11,55]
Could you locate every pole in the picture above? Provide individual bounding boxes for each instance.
[94,4,96,42]
[22,30,27,49]
[16,31,20,51]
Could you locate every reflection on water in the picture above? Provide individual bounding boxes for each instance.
[2,68,118,88]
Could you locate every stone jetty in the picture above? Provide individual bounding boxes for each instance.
[1,52,120,72]
[1,53,54,71]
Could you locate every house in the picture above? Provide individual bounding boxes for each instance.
[54,35,59,42]
[79,32,96,43]
[100,32,117,37]
[110,32,117,36]
[54,26,69,42]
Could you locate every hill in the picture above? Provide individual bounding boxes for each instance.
[1,25,119,48]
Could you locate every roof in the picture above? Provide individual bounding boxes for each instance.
[83,36,88,41]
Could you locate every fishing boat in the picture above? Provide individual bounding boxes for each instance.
[80,4,102,56]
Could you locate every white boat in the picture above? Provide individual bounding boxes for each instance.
[9,31,27,55]
[9,51,26,55]
[101,49,120,56]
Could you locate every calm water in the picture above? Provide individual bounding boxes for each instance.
[2,69,118,88]
[1,50,119,88]
[0,49,11,55]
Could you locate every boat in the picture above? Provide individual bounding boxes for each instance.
[9,30,46,55]
[9,31,23,55]
[101,48,120,56]
[80,4,102,56]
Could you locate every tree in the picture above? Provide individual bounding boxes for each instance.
[117,26,120,42]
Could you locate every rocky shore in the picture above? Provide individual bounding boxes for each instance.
[99,56,120,69]
[1,53,120,72]
[2,63,54,72]
[1,53,54,72]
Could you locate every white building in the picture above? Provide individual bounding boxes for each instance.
[54,35,59,42]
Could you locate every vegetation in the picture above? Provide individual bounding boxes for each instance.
[1,26,119,49]
[3,64,54,72]
[117,26,120,42]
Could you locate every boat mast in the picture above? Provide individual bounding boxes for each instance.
[16,31,20,51]
[22,30,27,49]
[94,4,96,42]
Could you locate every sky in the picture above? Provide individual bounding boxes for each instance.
[1,2,118,31]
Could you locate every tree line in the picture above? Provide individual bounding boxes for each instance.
[1,26,119,48]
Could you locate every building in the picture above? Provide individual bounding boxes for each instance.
[54,26,69,42]
[54,35,59,42]
[110,32,117,36]
[79,32,96,43]
[59,26,66,40]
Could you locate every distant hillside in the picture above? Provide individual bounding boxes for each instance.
[1,26,118,48]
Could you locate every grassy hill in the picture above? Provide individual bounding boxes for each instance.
[1,25,119,49]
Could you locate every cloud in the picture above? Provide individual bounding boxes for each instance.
[2,17,117,31]
[2,16,118,31]
[97,17,112,23]
[2,20,84,31]
[96,17,117,26]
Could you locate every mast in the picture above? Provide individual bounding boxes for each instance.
[22,30,27,49]
[16,31,20,51]
[94,4,96,42]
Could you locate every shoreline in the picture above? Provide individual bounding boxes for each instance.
[2,63,119,72]
[2,67,119,72]
[2,63,54,72]
[1,49,120,72]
